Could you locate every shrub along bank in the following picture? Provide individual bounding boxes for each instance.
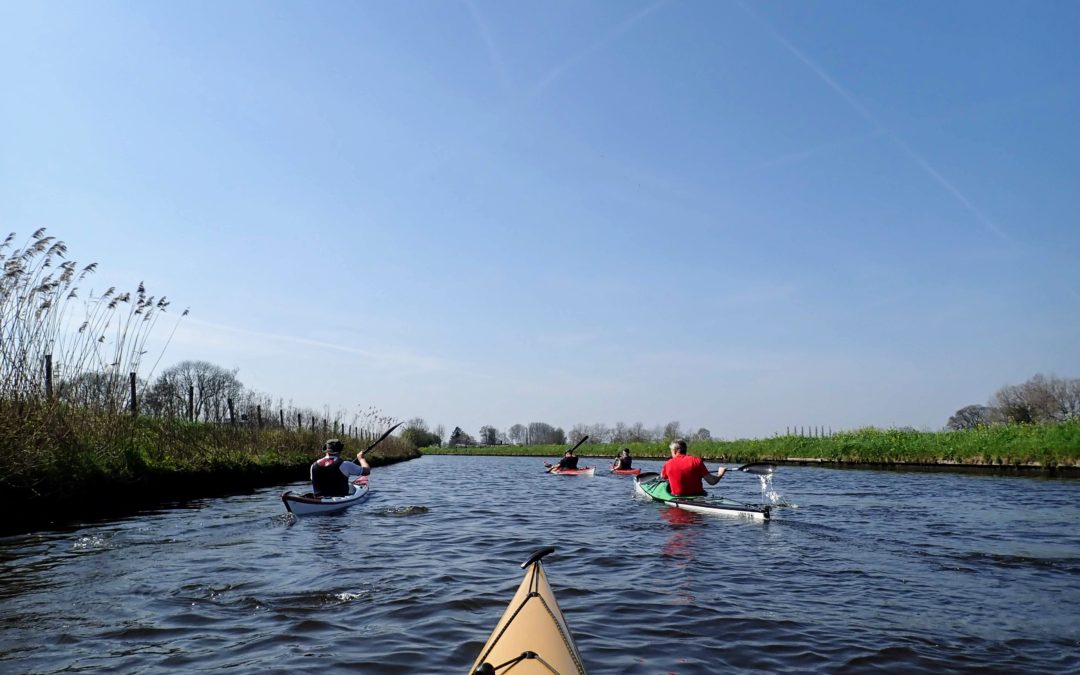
[421,421,1080,470]
[0,402,418,534]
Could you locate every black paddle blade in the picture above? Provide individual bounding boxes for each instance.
[736,462,776,476]
[521,546,555,569]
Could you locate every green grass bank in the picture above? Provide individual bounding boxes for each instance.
[0,403,418,534]
[421,421,1080,471]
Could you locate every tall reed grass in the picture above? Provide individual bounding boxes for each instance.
[0,230,416,532]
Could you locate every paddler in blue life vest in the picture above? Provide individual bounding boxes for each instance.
[310,439,371,497]
[544,448,579,471]
[611,447,633,471]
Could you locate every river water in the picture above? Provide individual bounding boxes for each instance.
[1,455,1077,674]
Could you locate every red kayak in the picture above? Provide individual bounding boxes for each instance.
[546,466,595,476]
[611,468,641,476]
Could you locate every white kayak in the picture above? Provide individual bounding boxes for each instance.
[470,547,587,674]
[281,476,370,516]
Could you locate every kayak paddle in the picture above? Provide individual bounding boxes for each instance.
[734,462,775,476]
[363,421,404,455]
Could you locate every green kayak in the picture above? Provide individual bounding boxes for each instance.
[634,472,770,521]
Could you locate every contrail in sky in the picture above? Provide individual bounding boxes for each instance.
[738,2,1011,243]
[465,0,513,97]
[531,0,669,97]
[183,317,463,374]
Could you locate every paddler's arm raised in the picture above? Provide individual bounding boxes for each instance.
[702,466,726,486]
[355,450,372,476]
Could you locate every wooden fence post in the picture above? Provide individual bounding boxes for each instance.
[227,398,236,425]
[129,372,137,417]
[187,385,194,421]
[279,409,285,428]
[44,354,53,400]
[297,412,302,431]
[257,405,262,427]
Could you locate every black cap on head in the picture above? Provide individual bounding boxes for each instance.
[324,439,344,453]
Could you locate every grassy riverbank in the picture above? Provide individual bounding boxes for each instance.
[420,421,1080,470]
[0,403,418,533]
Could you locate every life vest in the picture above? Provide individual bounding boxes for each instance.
[558,456,579,470]
[312,455,349,496]
[616,456,632,470]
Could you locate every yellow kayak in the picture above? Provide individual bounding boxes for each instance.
[469,547,587,675]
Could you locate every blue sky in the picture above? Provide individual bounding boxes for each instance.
[2,0,1077,439]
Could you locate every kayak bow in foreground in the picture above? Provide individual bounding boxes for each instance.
[281,476,370,516]
[470,547,587,675]
[634,472,769,521]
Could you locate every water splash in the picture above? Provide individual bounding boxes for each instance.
[72,535,110,551]
[335,592,364,602]
[376,506,430,517]
[758,475,797,508]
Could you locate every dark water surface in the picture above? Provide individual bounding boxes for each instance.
[1,456,1078,674]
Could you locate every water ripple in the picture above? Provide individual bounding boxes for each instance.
[0,458,1077,673]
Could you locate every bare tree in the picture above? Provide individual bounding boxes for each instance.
[586,423,611,443]
[402,418,441,448]
[527,422,561,445]
[662,420,682,441]
[478,425,499,445]
[568,424,589,445]
[610,421,629,443]
[627,422,650,443]
[144,360,243,422]
[449,426,476,447]
[508,423,525,444]
[993,374,1080,424]
[947,405,997,430]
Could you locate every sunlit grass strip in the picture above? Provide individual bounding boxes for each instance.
[420,421,1080,468]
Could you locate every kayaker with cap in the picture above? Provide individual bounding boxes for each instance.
[544,448,579,471]
[311,438,370,497]
[611,447,633,471]
[659,438,725,496]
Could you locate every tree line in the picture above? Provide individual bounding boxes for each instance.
[948,373,1080,430]
[60,358,394,437]
[400,418,712,449]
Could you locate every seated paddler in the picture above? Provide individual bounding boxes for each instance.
[544,448,580,471]
[311,438,370,497]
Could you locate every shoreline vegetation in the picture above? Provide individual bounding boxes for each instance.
[0,231,417,535]
[420,421,1080,472]
[0,403,419,535]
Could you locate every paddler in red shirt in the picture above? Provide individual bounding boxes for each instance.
[660,438,726,496]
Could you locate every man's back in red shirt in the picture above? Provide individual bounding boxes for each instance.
[660,453,710,497]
